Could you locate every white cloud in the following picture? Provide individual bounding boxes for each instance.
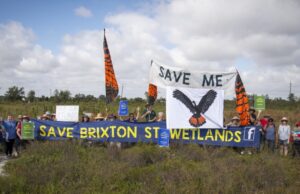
[1,0,300,99]
[74,6,93,18]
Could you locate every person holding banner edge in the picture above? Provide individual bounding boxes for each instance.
[2,115,17,158]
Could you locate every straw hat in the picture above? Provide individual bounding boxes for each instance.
[95,113,104,120]
[41,114,50,119]
[231,116,240,121]
[18,115,22,119]
[281,117,288,122]
[22,115,30,119]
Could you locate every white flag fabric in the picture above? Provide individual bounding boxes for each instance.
[149,61,236,91]
[167,87,224,129]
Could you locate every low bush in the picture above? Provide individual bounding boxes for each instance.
[0,141,299,193]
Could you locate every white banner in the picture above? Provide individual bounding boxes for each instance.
[149,61,236,91]
[56,105,79,122]
[167,87,224,129]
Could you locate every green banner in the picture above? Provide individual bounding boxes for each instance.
[254,95,265,110]
[22,121,35,140]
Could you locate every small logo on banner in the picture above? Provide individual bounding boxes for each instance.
[243,127,255,141]
[158,129,170,147]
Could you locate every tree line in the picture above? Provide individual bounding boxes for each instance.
[0,86,166,104]
[0,86,299,107]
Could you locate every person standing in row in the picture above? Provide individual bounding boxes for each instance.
[265,118,276,153]
[141,104,157,122]
[278,117,291,156]
[2,115,17,158]
[292,122,300,157]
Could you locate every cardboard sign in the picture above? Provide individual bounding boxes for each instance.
[118,100,129,116]
[21,121,35,140]
[254,96,265,110]
[56,105,79,122]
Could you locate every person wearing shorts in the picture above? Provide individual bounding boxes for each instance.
[278,117,291,156]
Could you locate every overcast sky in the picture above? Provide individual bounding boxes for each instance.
[0,0,300,99]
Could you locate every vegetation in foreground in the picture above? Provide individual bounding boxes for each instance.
[0,141,299,194]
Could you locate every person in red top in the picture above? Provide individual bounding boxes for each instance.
[258,115,270,151]
[14,115,24,156]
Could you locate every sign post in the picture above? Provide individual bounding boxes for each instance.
[254,96,265,110]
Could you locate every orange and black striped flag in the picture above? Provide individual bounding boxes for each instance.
[235,72,250,126]
[103,29,119,104]
[148,83,157,105]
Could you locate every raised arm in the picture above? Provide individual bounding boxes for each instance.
[135,107,140,120]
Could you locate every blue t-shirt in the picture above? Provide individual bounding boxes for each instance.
[3,120,17,139]
[266,125,275,140]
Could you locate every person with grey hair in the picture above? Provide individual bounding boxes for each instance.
[156,112,165,122]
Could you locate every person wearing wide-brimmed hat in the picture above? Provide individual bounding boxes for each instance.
[16,115,31,139]
[226,116,240,127]
[265,118,276,153]
[16,115,32,152]
[278,117,291,156]
[95,113,105,122]
[40,114,50,121]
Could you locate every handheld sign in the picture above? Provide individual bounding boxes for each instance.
[56,105,79,122]
[158,128,170,147]
[21,121,35,140]
[254,96,265,110]
[118,100,129,116]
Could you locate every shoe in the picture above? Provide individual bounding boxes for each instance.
[241,151,245,155]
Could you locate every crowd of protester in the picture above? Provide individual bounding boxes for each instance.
[1,104,300,159]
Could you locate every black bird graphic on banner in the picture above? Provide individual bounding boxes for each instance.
[173,89,217,127]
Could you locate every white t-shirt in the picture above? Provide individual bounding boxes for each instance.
[278,125,291,140]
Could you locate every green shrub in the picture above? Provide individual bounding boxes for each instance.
[0,141,299,193]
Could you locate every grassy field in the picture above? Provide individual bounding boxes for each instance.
[1,99,299,124]
[0,142,299,194]
[0,100,300,193]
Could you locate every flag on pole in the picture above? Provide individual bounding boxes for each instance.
[103,29,119,104]
[148,83,157,105]
[235,72,250,126]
